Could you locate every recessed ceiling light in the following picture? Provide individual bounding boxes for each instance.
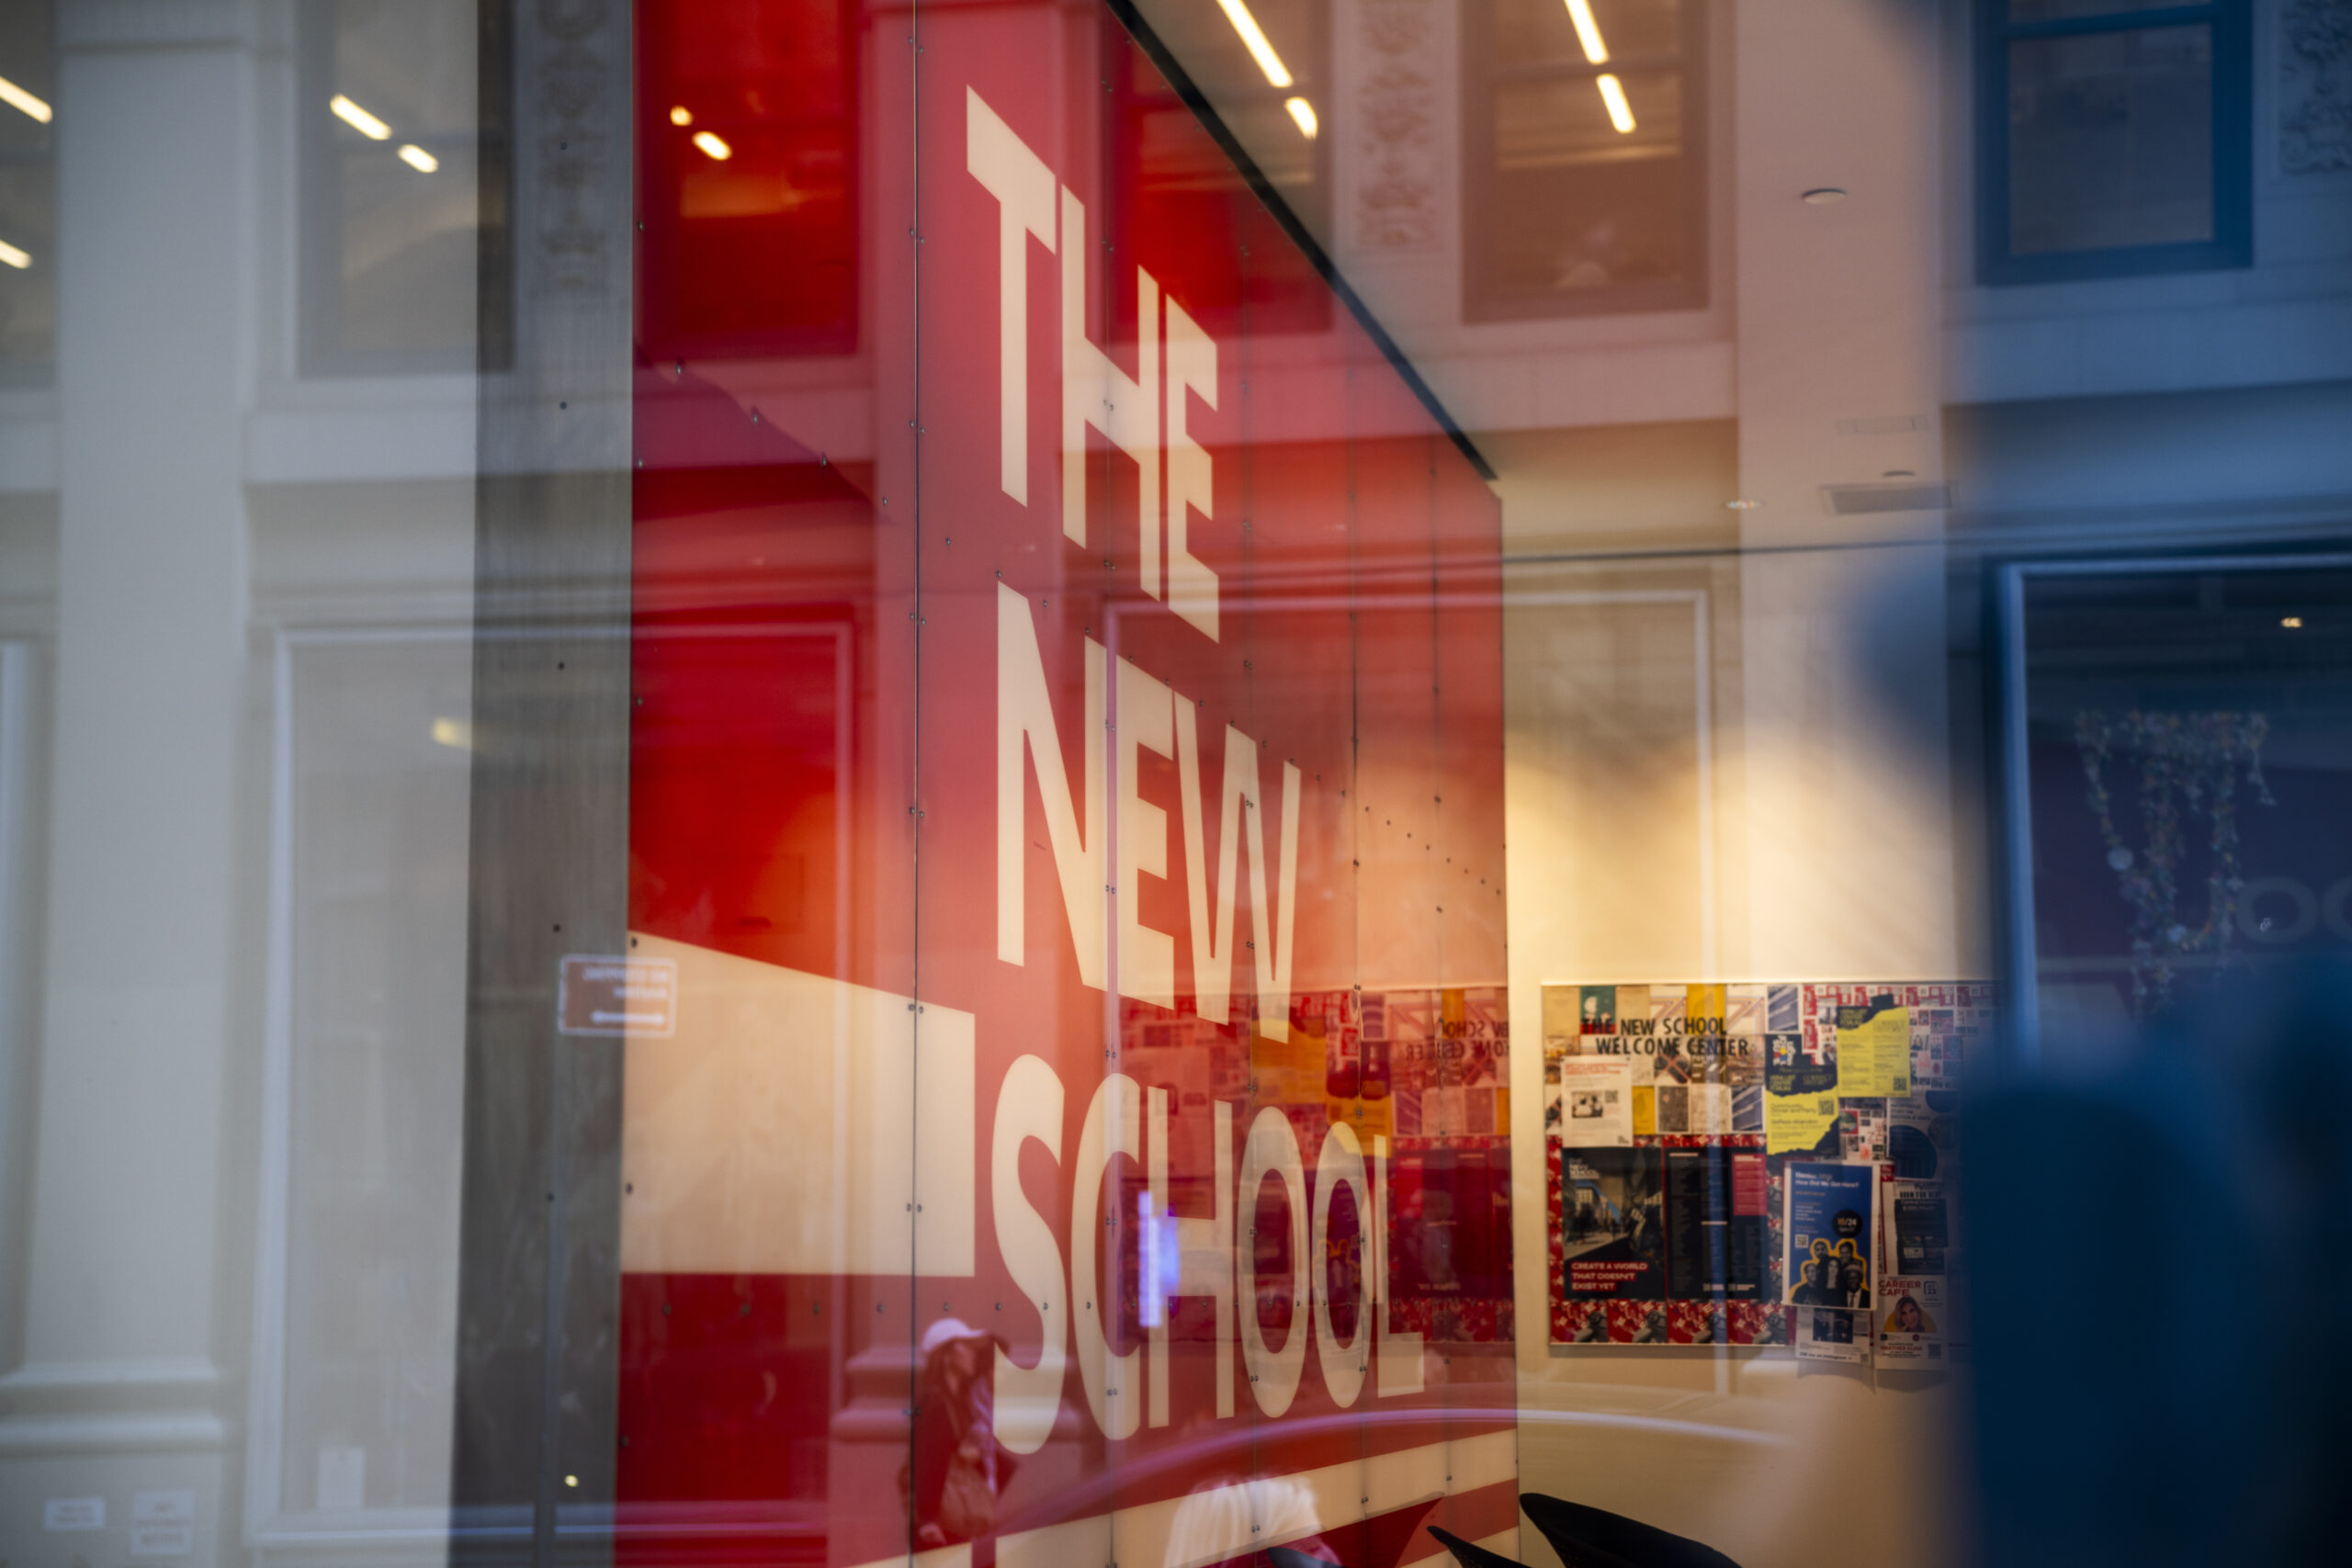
[1802,187,1847,205]
[1724,498,1764,511]
[2282,616,2304,628]
[670,106,694,126]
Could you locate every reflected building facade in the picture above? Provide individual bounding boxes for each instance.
[0,3,2347,1568]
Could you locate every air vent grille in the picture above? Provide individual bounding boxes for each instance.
[1822,481,1951,515]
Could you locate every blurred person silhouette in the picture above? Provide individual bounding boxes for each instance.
[1963,961,2352,1566]
[1520,1492,1746,1568]
[906,1317,1013,1547]
[1164,1470,1333,1566]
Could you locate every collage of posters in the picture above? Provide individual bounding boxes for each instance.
[1544,981,1990,1371]
[1120,984,1520,1349]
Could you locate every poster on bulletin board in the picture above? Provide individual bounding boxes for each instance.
[1544,981,1993,1351]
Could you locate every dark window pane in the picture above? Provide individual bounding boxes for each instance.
[0,166,51,367]
[0,0,52,160]
[2010,0,2188,23]
[2008,24,2212,254]
[1487,68,1690,300]
[329,0,481,355]
[0,0,54,370]
[307,0,502,371]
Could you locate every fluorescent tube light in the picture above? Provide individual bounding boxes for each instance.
[330,94,391,140]
[0,239,28,270]
[1564,0,1609,63]
[1597,73,1635,133]
[1214,0,1295,89]
[0,74,51,124]
[1284,96,1317,139]
[693,130,731,161]
[398,143,438,172]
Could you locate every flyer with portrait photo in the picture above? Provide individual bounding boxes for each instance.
[1875,1276,1948,1367]
[1782,1160,1878,1311]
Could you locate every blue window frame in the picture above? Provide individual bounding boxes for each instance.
[1977,1,2251,286]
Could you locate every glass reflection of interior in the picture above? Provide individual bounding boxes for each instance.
[0,1,54,372]
[2022,566,2352,1040]
[305,0,498,370]
[1466,0,1702,318]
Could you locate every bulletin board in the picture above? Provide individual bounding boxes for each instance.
[1542,983,1990,1366]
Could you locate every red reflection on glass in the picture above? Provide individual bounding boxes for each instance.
[638,0,858,356]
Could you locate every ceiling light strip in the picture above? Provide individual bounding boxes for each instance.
[1215,0,1295,89]
[1565,0,1610,64]
[1597,73,1635,134]
[0,74,51,124]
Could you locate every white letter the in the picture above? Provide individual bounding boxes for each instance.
[967,89,1056,503]
[1061,187,1161,592]
[1165,297,1218,639]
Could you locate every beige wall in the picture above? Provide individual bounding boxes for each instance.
[1490,407,1973,1567]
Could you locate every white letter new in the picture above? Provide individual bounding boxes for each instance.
[997,582,1106,987]
[1175,704,1302,1042]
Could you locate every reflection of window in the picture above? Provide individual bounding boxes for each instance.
[1464,0,1705,320]
[2002,558,2352,1041]
[1977,1,2250,285]
[300,0,512,374]
[1160,0,1330,222]
[636,0,860,360]
[1113,13,1333,340]
[0,3,54,377]
[265,630,474,1527]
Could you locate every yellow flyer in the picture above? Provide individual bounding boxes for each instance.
[1836,1001,1911,1099]
[1764,1031,1838,1155]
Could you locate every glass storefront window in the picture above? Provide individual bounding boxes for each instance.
[6,3,2352,1567]
[1464,0,1705,318]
